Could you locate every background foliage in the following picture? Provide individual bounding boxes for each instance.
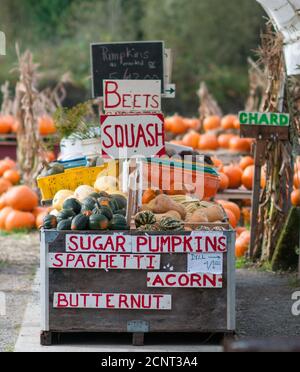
[0,0,265,115]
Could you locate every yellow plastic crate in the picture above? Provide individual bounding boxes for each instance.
[37,162,119,201]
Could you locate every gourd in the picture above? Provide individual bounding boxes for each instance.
[137,224,159,232]
[57,219,72,231]
[159,217,184,232]
[135,211,156,228]
[145,194,186,220]
[93,206,113,221]
[89,214,109,230]
[57,209,76,223]
[94,176,118,193]
[109,215,129,231]
[71,214,89,231]
[188,210,209,224]
[74,185,95,202]
[43,215,58,229]
[62,198,82,215]
[52,190,74,211]
[154,210,182,222]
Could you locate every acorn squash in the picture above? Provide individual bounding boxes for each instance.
[89,214,109,230]
[71,214,89,231]
[57,209,76,223]
[62,198,82,215]
[43,215,57,230]
[57,219,72,231]
[111,194,127,210]
[93,206,113,221]
[82,197,97,212]
[109,214,129,231]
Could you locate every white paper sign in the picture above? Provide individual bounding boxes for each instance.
[66,234,132,253]
[147,272,223,288]
[54,292,172,310]
[188,253,223,275]
[48,253,160,270]
[103,80,161,112]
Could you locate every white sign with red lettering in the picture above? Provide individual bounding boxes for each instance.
[66,234,132,253]
[103,80,161,112]
[188,253,223,275]
[54,292,172,310]
[147,272,223,288]
[48,253,160,270]
[101,113,165,159]
[132,233,227,254]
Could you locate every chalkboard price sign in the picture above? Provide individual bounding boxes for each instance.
[91,41,165,98]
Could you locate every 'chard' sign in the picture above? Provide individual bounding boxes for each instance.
[239,112,290,127]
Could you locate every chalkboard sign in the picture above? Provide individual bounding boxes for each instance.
[91,41,165,98]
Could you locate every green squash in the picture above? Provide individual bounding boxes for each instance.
[109,214,129,231]
[57,219,72,231]
[62,198,82,215]
[111,194,127,210]
[43,215,57,229]
[71,214,89,231]
[57,209,76,223]
[159,217,184,232]
[135,211,156,228]
[82,197,97,212]
[46,164,64,176]
[89,214,109,231]
[98,191,110,198]
[97,197,118,213]
[114,209,126,217]
[89,192,100,200]
[93,206,113,221]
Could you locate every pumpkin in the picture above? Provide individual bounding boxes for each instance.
[135,211,156,228]
[5,185,38,212]
[198,134,219,151]
[52,190,74,211]
[109,215,129,230]
[221,115,237,130]
[212,157,223,170]
[294,171,300,189]
[188,210,209,224]
[0,206,13,230]
[233,117,241,130]
[5,210,35,231]
[42,214,57,229]
[32,206,49,218]
[3,169,20,185]
[0,162,12,177]
[11,119,20,133]
[159,217,184,232]
[229,137,251,153]
[182,131,201,149]
[236,226,247,237]
[203,116,221,132]
[0,194,6,210]
[2,157,16,169]
[89,214,109,230]
[242,165,254,190]
[164,182,186,196]
[239,156,254,171]
[224,208,237,228]
[74,185,95,202]
[0,178,12,195]
[166,115,187,135]
[44,151,56,163]
[62,198,82,215]
[218,173,229,191]
[218,134,235,149]
[217,200,241,222]
[142,189,162,204]
[0,115,14,134]
[38,116,56,135]
[242,207,251,224]
[223,164,243,189]
[235,238,248,258]
[239,231,251,246]
[71,214,89,231]
[57,209,76,223]
[57,219,72,231]
[94,176,118,193]
[291,189,300,206]
[184,118,200,131]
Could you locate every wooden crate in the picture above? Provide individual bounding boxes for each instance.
[40,229,236,346]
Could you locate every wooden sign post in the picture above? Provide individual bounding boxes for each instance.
[239,112,290,258]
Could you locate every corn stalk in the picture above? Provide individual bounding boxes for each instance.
[198,82,223,123]
[0,81,13,115]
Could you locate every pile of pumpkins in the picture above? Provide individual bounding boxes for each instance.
[0,114,56,136]
[291,157,300,207]
[43,185,128,231]
[165,114,253,154]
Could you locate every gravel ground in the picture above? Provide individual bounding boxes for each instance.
[0,232,299,352]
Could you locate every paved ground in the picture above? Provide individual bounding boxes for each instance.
[0,233,299,352]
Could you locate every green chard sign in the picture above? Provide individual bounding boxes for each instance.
[239,112,290,127]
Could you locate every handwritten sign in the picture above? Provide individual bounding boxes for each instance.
[54,292,172,310]
[103,80,161,112]
[66,234,132,253]
[100,113,165,159]
[188,253,223,275]
[239,112,290,127]
[147,272,223,288]
[91,41,164,97]
[132,233,227,254]
[48,253,160,270]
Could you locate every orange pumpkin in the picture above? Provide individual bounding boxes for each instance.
[0,206,13,230]
[203,116,221,132]
[2,157,16,169]
[11,119,20,134]
[44,151,56,163]
[5,185,38,212]
[224,208,237,228]
[0,194,6,210]
[218,200,241,222]
[239,230,251,246]
[291,189,300,206]
[182,131,201,149]
[236,226,247,237]
[242,207,251,224]
[239,156,254,171]
[164,117,173,132]
[0,178,12,195]
[229,137,251,153]
[198,133,219,151]
[223,164,243,189]
[218,134,235,149]
[0,115,14,134]
[5,210,36,231]
[0,162,12,177]
[3,169,20,185]
[38,116,56,136]
[233,117,241,130]
[218,173,229,191]
[235,237,248,258]
[212,157,223,170]
[242,165,254,190]
[142,189,163,204]
[242,199,252,207]
[184,118,200,131]
[221,115,237,130]
[36,211,48,229]
[32,206,49,218]
[166,115,187,135]
[294,171,300,189]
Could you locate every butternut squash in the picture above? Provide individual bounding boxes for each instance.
[146,195,187,220]
[188,210,209,223]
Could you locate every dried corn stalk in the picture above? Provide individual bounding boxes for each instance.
[245,58,268,112]
[198,82,223,124]
[0,81,13,115]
